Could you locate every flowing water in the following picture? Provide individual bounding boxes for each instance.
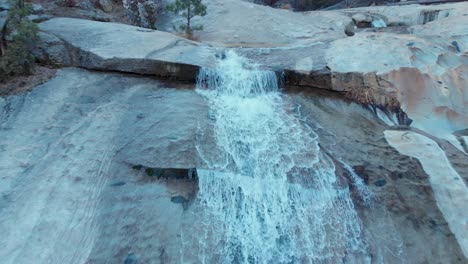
[182,51,370,263]
[371,17,387,28]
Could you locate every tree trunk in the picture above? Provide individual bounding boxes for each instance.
[186,3,192,36]
[1,18,8,57]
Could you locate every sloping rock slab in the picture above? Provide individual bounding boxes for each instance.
[36,18,218,81]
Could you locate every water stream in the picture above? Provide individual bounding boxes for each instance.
[182,51,370,263]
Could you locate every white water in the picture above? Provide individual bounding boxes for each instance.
[371,18,387,28]
[184,51,369,263]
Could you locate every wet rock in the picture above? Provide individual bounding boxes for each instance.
[109,181,126,187]
[352,165,369,184]
[124,253,137,264]
[374,179,387,187]
[452,41,461,52]
[170,195,188,204]
[145,167,156,177]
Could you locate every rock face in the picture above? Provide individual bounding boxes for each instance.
[0,68,212,263]
[385,130,468,257]
[35,0,468,149]
[0,68,465,263]
[12,0,468,261]
[289,90,467,263]
[36,18,217,81]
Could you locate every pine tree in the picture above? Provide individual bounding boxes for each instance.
[166,0,207,37]
[0,0,38,80]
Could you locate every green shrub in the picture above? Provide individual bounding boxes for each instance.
[0,0,38,81]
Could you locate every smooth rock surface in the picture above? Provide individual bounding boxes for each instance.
[0,68,212,263]
[37,18,217,81]
[158,0,352,46]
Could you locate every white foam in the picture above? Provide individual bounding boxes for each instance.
[183,51,370,263]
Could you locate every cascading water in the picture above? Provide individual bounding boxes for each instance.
[182,51,370,263]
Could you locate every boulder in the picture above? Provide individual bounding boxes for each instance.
[37,18,217,81]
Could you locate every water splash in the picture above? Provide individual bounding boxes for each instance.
[371,17,387,28]
[184,50,369,263]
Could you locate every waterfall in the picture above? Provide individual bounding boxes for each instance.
[183,51,369,263]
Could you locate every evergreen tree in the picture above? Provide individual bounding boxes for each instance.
[1,0,38,80]
[166,0,207,37]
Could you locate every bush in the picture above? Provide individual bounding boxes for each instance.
[0,0,38,81]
